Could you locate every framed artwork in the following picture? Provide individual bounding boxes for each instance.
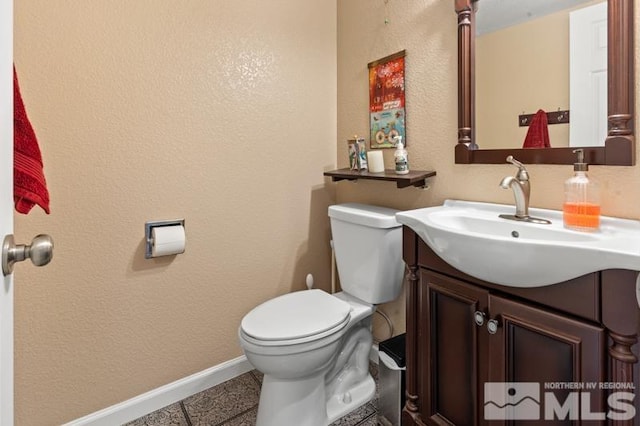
[368,50,406,149]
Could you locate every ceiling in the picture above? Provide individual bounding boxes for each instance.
[476,0,598,35]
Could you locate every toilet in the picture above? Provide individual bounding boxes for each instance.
[238,203,405,426]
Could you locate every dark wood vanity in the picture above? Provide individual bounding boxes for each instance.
[401,227,640,425]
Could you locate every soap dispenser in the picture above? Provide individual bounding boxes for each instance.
[393,136,409,175]
[563,149,600,231]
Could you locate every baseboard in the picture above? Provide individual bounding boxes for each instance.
[63,355,253,426]
[65,344,379,425]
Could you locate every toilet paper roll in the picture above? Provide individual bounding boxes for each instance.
[367,150,385,173]
[151,225,186,257]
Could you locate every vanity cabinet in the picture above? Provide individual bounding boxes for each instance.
[402,227,639,426]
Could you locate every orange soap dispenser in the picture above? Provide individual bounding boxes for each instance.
[563,149,600,231]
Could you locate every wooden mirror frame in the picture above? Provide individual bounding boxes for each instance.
[455,0,635,165]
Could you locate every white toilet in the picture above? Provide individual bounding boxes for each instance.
[238,203,405,426]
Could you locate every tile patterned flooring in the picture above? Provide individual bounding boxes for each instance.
[125,363,380,426]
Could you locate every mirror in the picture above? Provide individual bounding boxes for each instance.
[477,0,604,150]
[454,0,635,165]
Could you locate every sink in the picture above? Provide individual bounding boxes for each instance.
[395,200,640,287]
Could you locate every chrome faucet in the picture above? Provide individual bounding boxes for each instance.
[499,156,551,224]
[500,156,530,218]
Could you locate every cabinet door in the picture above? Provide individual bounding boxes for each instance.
[487,294,606,426]
[418,271,490,425]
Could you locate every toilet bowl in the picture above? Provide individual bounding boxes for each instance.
[239,290,375,425]
[238,203,404,426]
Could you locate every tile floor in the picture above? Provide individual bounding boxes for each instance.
[125,363,380,426]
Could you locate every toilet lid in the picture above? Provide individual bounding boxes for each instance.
[241,289,351,341]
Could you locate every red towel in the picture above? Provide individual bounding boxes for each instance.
[13,66,50,214]
[522,109,551,149]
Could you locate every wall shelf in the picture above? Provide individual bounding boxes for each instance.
[323,168,436,189]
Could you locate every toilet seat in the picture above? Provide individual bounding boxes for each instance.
[240,289,351,346]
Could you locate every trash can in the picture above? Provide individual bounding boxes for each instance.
[378,333,406,426]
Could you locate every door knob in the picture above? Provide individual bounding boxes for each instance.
[2,234,54,276]
[474,310,486,327]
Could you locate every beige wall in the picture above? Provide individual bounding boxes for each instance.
[14,1,336,424]
[338,0,640,335]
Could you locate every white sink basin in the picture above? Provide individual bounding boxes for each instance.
[395,200,640,287]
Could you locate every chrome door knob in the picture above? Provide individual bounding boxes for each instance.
[2,234,54,276]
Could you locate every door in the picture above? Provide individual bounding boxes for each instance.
[487,294,605,425]
[569,1,608,147]
[0,0,13,424]
[419,271,490,425]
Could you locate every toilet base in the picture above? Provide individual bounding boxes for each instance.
[255,370,375,426]
[256,373,328,426]
[326,372,375,424]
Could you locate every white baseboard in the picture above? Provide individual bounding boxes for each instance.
[65,343,379,426]
[63,355,253,426]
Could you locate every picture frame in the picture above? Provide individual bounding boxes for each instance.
[368,50,406,149]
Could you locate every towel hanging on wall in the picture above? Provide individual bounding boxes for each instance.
[13,65,50,214]
[522,109,551,149]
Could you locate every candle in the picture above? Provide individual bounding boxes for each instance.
[367,150,385,173]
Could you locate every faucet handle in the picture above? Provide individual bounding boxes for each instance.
[506,155,524,168]
[506,156,529,180]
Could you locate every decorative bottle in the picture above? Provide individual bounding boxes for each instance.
[563,149,600,231]
[394,136,409,175]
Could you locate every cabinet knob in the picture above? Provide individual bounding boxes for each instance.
[474,311,486,327]
[487,319,500,334]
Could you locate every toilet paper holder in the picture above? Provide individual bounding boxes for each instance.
[145,219,185,259]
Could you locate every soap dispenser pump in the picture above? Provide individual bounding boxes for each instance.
[563,149,600,231]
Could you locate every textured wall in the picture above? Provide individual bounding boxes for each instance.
[337,0,640,335]
[14,1,336,424]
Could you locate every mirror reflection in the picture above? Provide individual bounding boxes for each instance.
[475,0,607,150]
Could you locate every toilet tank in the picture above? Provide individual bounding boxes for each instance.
[328,203,405,305]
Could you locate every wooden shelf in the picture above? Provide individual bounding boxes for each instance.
[323,168,436,189]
